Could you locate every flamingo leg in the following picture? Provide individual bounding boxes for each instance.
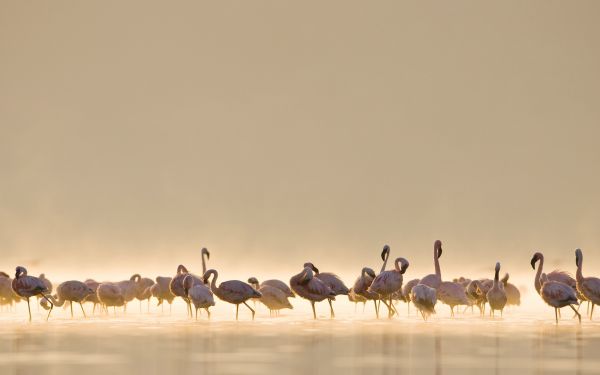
[243,301,256,320]
[236,304,239,320]
[205,308,211,319]
[311,301,316,319]
[558,308,561,318]
[195,307,198,320]
[79,303,87,318]
[70,301,74,318]
[569,304,581,324]
[450,306,454,317]
[327,299,335,319]
[591,304,595,320]
[555,308,558,324]
[362,302,366,313]
[373,300,379,319]
[26,298,32,322]
[39,294,54,321]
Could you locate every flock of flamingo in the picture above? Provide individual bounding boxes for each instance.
[1,242,599,324]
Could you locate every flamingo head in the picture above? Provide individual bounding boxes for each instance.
[303,262,319,274]
[247,277,259,288]
[575,248,583,267]
[381,245,390,261]
[202,269,217,284]
[201,247,210,260]
[362,267,376,279]
[530,252,542,269]
[130,274,141,282]
[176,265,189,274]
[434,240,442,258]
[398,258,410,274]
[14,266,27,279]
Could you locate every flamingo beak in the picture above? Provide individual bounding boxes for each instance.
[381,249,387,261]
[437,247,442,258]
[206,251,210,260]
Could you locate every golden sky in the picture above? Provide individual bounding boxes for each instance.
[1,1,599,281]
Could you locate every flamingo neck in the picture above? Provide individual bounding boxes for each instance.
[202,253,207,274]
[576,257,584,282]
[380,251,389,273]
[534,256,544,294]
[45,294,64,307]
[493,268,499,287]
[434,247,441,279]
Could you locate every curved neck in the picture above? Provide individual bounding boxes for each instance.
[45,294,64,307]
[534,256,544,293]
[380,251,389,273]
[434,247,441,279]
[208,270,219,292]
[394,258,401,272]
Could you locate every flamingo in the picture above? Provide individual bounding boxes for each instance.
[255,285,293,316]
[303,262,349,318]
[467,279,492,315]
[0,272,18,311]
[411,284,437,321]
[116,274,141,312]
[401,278,420,314]
[420,240,443,289]
[486,262,507,317]
[82,279,101,314]
[170,265,203,317]
[203,269,261,320]
[348,288,367,312]
[183,274,215,319]
[367,257,409,318]
[437,281,470,317]
[151,276,175,312]
[246,277,294,298]
[531,252,583,308]
[352,267,379,317]
[135,277,155,312]
[97,283,125,314]
[575,248,600,319]
[290,265,336,319]
[40,281,94,318]
[501,273,521,307]
[540,273,580,324]
[11,266,53,321]
[36,273,53,308]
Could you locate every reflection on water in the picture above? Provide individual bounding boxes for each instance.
[0,309,599,375]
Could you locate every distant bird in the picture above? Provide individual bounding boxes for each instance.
[420,240,443,289]
[501,273,521,307]
[82,279,101,314]
[437,281,470,317]
[467,279,492,315]
[368,257,409,318]
[40,281,94,318]
[352,267,379,317]
[0,272,18,311]
[247,277,294,298]
[453,277,472,288]
[290,265,336,319]
[183,274,215,319]
[348,288,367,312]
[540,273,580,324]
[170,265,203,317]
[255,284,293,316]
[135,277,155,313]
[151,276,175,313]
[97,283,125,314]
[116,274,141,312]
[401,278,421,313]
[486,262,507,317]
[304,262,349,318]
[203,269,261,320]
[575,249,600,319]
[411,284,437,321]
[11,266,53,321]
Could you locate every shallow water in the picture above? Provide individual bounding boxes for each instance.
[1,303,599,375]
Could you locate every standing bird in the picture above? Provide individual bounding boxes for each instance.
[170,265,203,317]
[247,277,294,298]
[135,277,155,313]
[97,283,125,314]
[290,265,336,319]
[151,276,175,312]
[183,274,215,319]
[0,272,18,311]
[420,240,443,289]
[352,267,379,317]
[82,279,101,314]
[401,278,421,314]
[255,285,293,316]
[203,269,261,320]
[304,262,349,318]
[37,274,53,308]
[531,252,581,301]
[368,257,410,318]
[540,273,581,324]
[575,248,600,319]
[40,281,94,318]
[486,262,507,317]
[501,274,521,307]
[411,284,437,321]
[116,274,141,312]
[437,281,470,317]
[11,266,53,321]
[348,288,367,312]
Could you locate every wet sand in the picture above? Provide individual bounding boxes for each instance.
[1,302,598,375]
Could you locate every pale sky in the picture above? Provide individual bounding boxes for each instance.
[1,1,599,284]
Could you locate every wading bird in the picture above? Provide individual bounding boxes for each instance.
[170,265,203,317]
[575,248,600,319]
[367,257,409,318]
[411,284,437,321]
[116,274,141,312]
[83,279,101,314]
[41,280,94,318]
[437,281,470,317]
[420,240,443,289]
[501,273,521,307]
[97,283,125,314]
[531,252,582,310]
[540,273,580,324]
[183,274,215,319]
[352,267,379,317]
[11,266,53,321]
[135,277,155,313]
[203,269,260,320]
[290,265,336,319]
[486,262,507,317]
[304,262,349,318]
[151,276,175,313]
[401,278,420,314]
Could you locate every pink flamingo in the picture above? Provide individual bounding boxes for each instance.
[575,248,600,319]
[303,262,349,318]
[170,265,203,317]
[40,280,94,318]
[540,273,580,324]
[203,269,261,320]
[486,262,507,317]
[183,274,215,319]
[290,265,336,319]
[367,257,409,318]
[420,240,442,289]
[11,266,53,321]
[352,267,379,317]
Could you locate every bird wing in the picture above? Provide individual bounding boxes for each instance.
[548,270,576,288]
[583,277,600,297]
[544,282,577,303]
[306,278,333,296]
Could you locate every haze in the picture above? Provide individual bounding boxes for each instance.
[1,1,599,282]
